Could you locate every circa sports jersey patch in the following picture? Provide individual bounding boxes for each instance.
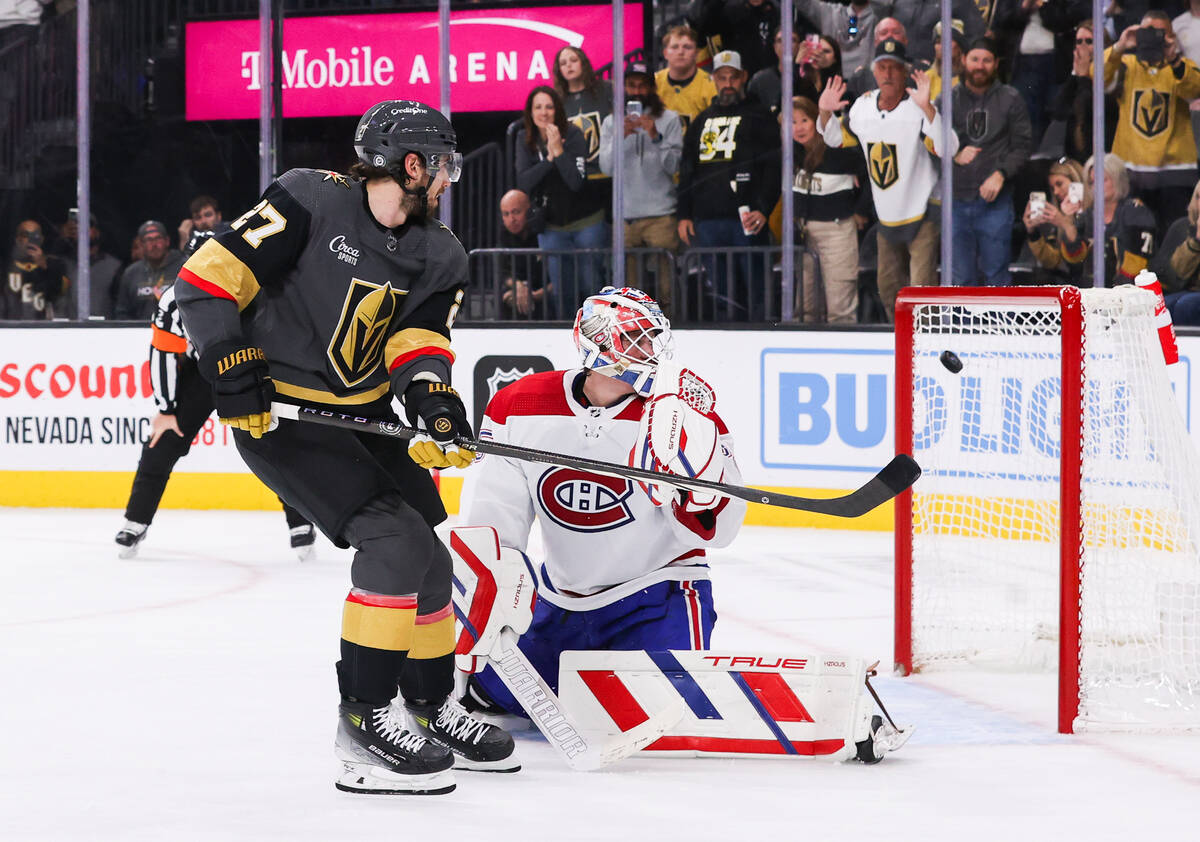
[536,467,635,532]
[328,234,360,266]
[327,277,398,387]
[868,142,900,189]
[1132,89,1170,138]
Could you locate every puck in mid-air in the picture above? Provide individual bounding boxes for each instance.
[939,350,963,373]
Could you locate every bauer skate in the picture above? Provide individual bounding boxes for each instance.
[335,699,455,795]
[114,521,149,559]
[407,696,520,772]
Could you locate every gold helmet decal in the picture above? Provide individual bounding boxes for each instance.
[328,278,398,387]
[868,142,900,189]
[1131,89,1169,139]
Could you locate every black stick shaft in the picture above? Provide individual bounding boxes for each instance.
[274,404,920,517]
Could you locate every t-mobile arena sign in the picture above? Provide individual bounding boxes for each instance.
[185,5,644,119]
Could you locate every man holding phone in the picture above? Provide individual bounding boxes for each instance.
[3,220,70,320]
[1099,12,1200,233]
[599,60,684,315]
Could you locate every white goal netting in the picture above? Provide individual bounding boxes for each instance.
[901,286,1200,730]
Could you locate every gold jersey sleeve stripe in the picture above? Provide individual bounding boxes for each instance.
[181,240,262,311]
[273,378,391,405]
[384,328,453,371]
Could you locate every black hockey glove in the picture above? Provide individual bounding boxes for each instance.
[403,380,475,469]
[199,339,276,439]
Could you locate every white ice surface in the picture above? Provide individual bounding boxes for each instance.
[2,509,1198,841]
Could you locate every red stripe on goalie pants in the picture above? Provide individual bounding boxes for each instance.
[740,672,815,722]
[388,345,455,372]
[345,588,417,609]
[681,581,703,648]
[646,736,845,756]
[178,267,237,301]
[577,670,651,732]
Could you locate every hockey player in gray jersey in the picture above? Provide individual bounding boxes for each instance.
[174,100,516,794]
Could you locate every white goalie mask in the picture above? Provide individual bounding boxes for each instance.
[572,286,674,397]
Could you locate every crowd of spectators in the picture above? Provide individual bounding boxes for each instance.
[483,2,1200,326]
[13,3,1200,327]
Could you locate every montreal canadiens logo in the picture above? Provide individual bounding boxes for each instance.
[536,468,635,532]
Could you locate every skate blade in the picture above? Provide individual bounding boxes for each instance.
[335,763,455,795]
[116,544,140,560]
[293,544,315,562]
[452,754,521,773]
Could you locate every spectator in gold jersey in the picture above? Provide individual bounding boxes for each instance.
[656,25,718,136]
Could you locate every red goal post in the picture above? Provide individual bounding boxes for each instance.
[893,285,1200,734]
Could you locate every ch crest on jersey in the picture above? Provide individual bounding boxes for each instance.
[328,278,398,387]
[1132,89,1169,138]
[868,142,899,189]
[537,467,635,532]
[571,112,603,164]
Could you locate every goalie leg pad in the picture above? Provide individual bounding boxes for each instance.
[560,650,910,761]
[449,527,537,668]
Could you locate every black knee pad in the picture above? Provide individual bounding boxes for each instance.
[342,493,436,596]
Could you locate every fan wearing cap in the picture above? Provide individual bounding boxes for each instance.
[817,37,959,320]
[599,60,685,315]
[949,37,1032,286]
[112,220,185,321]
[677,49,782,321]
[174,100,518,793]
[927,18,967,101]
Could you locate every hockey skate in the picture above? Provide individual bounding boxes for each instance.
[460,674,532,733]
[289,524,316,561]
[407,696,520,772]
[335,699,455,795]
[114,521,149,559]
[855,715,914,764]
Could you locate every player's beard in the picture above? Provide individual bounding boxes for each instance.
[717,86,740,106]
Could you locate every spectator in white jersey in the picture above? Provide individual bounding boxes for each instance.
[457,286,745,719]
[818,38,958,320]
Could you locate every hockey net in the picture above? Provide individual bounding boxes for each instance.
[894,285,1200,733]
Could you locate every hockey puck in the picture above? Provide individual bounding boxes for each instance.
[939,350,963,373]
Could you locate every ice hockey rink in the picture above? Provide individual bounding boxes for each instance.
[3,508,1198,841]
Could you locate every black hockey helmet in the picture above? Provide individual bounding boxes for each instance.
[353,100,461,182]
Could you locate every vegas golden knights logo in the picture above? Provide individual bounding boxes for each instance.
[328,278,398,387]
[571,112,603,165]
[1132,89,1169,138]
[868,142,899,189]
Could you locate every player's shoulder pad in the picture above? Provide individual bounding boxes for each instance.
[485,370,571,425]
[421,218,468,288]
[275,167,357,210]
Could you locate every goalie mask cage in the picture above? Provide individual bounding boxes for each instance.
[894,285,1200,734]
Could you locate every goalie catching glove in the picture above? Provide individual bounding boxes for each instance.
[199,339,276,438]
[633,391,724,512]
[403,380,476,469]
[448,527,537,674]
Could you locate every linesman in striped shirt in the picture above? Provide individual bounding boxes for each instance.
[113,227,315,560]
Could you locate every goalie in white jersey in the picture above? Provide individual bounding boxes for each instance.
[458,286,746,715]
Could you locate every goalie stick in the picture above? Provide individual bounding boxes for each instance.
[486,629,684,771]
[270,404,920,517]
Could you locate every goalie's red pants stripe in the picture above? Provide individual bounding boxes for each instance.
[645,736,846,756]
[576,670,651,732]
[681,580,703,648]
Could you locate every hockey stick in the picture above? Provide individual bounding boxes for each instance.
[271,403,921,517]
[485,629,684,772]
